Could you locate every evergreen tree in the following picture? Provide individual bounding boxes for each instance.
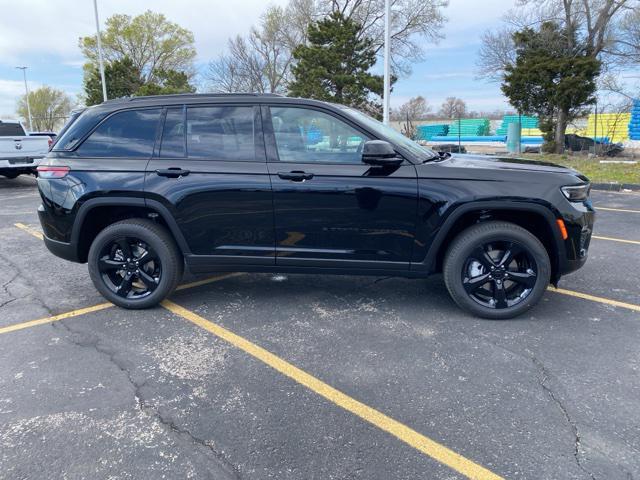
[84,57,195,106]
[84,57,143,106]
[289,12,384,116]
[501,22,601,153]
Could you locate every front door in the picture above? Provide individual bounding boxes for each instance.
[145,104,274,267]
[264,105,418,270]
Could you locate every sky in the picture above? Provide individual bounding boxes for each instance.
[0,0,634,121]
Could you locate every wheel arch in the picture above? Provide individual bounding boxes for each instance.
[72,197,190,263]
[419,201,565,283]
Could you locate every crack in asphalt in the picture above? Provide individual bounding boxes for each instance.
[468,332,597,480]
[0,272,19,308]
[53,318,242,480]
[530,355,596,480]
[0,250,55,317]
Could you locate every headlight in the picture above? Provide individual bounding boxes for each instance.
[561,184,590,202]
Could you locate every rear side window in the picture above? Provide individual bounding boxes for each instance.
[0,122,25,136]
[77,109,161,158]
[160,107,185,158]
[186,106,254,161]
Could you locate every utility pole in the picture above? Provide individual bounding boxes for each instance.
[383,0,391,125]
[93,0,108,102]
[15,66,33,132]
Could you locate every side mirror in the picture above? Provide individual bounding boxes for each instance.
[362,140,403,167]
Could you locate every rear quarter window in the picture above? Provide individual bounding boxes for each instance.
[76,109,161,158]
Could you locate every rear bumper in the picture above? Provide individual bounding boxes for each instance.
[0,157,42,170]
[38,206,81,262]
[42,235,81,263]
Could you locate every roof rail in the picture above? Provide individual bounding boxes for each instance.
[111,92,284,102]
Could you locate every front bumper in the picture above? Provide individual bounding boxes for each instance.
[558,206,595,276]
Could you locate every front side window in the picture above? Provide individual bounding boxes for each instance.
[77,109,161,158]
[270,107,368,163]
[186,106,255,161]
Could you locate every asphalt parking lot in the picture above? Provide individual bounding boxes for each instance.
[1,175,639,480]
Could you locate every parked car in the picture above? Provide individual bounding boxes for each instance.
[0,120,50,178]
[36,94,594,319]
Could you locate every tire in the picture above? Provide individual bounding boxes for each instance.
[0,173,19,179]
[443,221,551,320]
[88,219,183,309]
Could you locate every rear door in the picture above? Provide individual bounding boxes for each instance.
[145,104,274,267]
[264,105,418,270]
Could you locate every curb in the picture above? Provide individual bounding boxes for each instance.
[591,183,640,192]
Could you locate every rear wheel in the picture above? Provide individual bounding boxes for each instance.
[443,221,550,319]
[88,219,183,309]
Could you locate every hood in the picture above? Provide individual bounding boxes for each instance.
[441,153,578,174]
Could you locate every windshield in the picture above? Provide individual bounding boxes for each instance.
[341,107,437,162]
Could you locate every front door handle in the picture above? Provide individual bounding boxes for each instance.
[156,168,190,178]
[277,171,314,181]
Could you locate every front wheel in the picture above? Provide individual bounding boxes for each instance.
[88,219,183,309]
[443,221,551,319]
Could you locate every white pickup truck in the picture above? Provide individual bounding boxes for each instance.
[0,120,51,179]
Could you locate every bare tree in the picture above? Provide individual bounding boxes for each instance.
[439,97,467,119]
[319,0,449,75]
[476,29,517,82]
[608,7,640,65]
[392,95,431,121]
[206,0,449,93]
[476,0,636,81]
[392,96,431,139]
[206,0,314,93]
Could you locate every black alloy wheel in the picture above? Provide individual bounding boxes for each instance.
[444,221,551,319]
[88,219,183,309]
[462,241,537,309]
[98,237,161,299]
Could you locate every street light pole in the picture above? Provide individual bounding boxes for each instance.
[383,0,391,125]
[15,66,33,132]
[93,0,108,102]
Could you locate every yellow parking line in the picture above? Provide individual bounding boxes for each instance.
[0,302,112,335]
[595,206,640,214]
[14,222,43,240]
[161,299,503,480]
[549,287,640,312]
[0,274,234,336]
[175,272,243,291]
[592,235,640,245]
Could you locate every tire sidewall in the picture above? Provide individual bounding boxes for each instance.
[444,223,551,320]
[88,221,180,309]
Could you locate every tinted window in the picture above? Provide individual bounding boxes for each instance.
[160,108,185,157]
[270,107,368,164]
[187,106,254,161]
[0,122,25,136]
[77,109,161,158]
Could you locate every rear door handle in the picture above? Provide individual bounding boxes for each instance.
[277,171,314,181]
[156,168,190,178]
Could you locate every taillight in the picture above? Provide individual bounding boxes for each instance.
[37,165,70,178]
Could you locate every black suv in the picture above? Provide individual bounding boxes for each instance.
[37,94,594,319]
